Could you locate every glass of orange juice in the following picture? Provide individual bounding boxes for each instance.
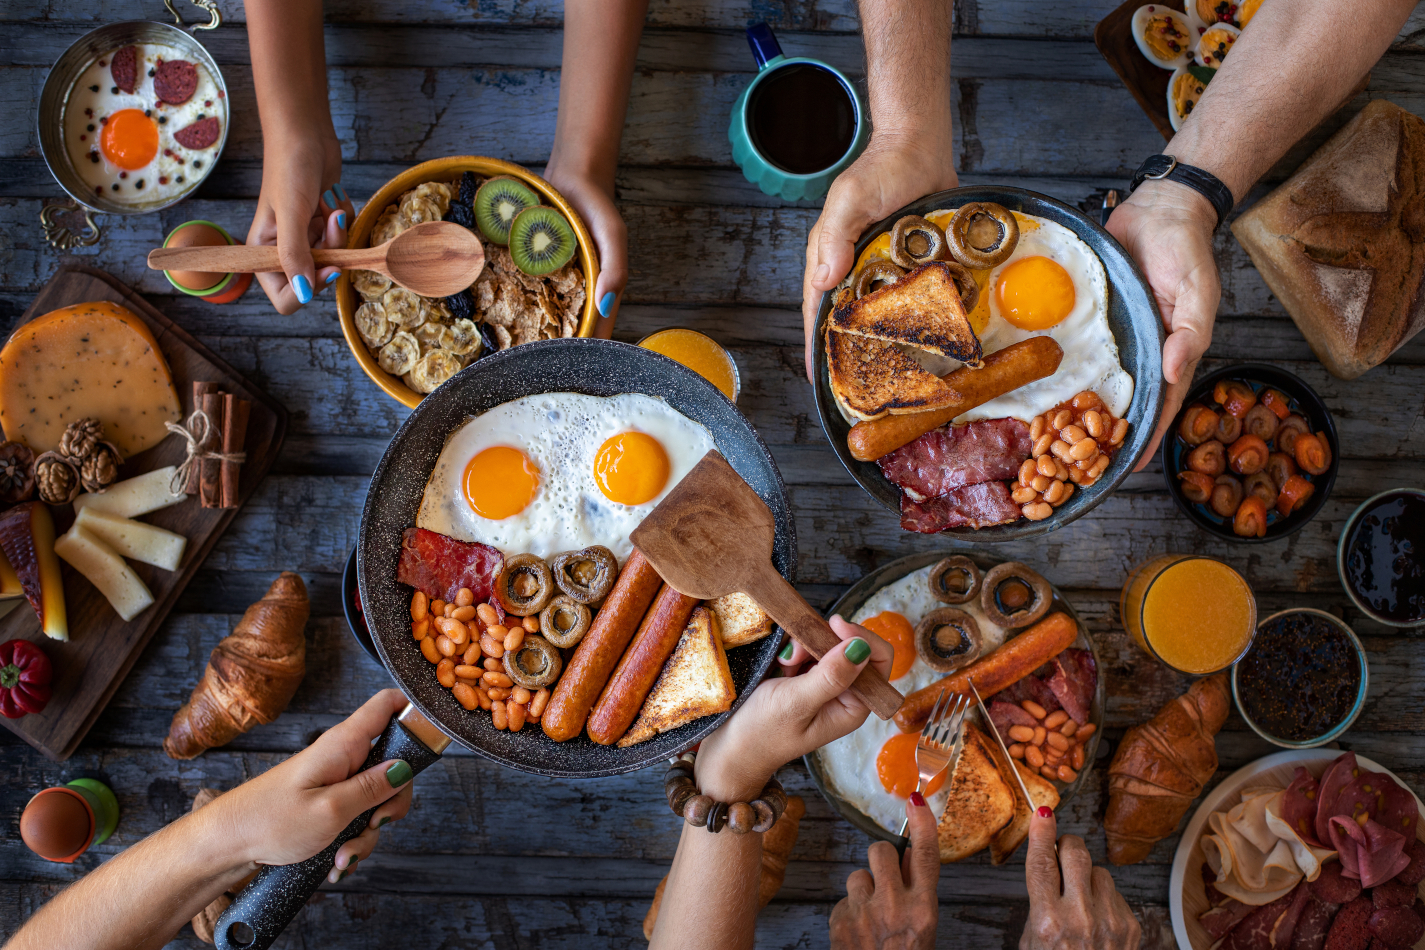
[1120,554,1257,675]
[638,328,741,403]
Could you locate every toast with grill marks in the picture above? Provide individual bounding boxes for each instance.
[830,262,983,364]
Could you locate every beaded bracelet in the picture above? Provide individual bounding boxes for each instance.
[663,754,787,835]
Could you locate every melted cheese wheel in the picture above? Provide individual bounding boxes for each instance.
[0,301,181,456]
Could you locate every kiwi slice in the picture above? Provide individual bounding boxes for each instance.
[509,206,577,276]
[474,176,539,245]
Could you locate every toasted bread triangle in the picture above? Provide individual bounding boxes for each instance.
[617,607,735,747]
[830,262,983,363]
[825,325,961,422]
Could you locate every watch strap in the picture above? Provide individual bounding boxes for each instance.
[1129,154,1234,229]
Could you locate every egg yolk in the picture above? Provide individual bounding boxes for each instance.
[463,446,541,520]
[876,732,948,799]
[594,431,670,506]
[99,109,159,171]
[995,255,1076,330]
[860,611,916,681]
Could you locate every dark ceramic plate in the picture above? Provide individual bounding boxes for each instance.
[812,186,1166,541]
[356,338,795,778]
[1162,363,1338,543]
[802,552,1104,847]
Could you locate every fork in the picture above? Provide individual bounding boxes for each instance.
[897,689,972,836]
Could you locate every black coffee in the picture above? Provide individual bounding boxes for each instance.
[747,63,856,175]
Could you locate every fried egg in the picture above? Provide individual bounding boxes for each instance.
[63,44,226,206]
[416,393,716,560]
[813,565,1008,834]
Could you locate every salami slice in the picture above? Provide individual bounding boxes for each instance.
[110,46,138,94]
[174,116,221,150]
[153,59,198,104]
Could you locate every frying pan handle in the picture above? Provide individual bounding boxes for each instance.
[213,713,443,950]
[742,570,904,720]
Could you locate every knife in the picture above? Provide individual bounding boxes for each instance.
[968,680,1040,817]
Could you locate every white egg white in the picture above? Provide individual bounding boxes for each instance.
[814,565,1008,835]
[416,392,716,561]
[63,43,225,207]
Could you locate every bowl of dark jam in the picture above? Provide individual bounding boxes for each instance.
[1338,488,1425,628]
[1232,608,1367,749]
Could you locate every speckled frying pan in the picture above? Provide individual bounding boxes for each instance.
[215,339,796,950]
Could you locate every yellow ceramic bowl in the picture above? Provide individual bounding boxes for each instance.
[338,156,601,408]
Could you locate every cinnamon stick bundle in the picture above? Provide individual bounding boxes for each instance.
[186,381,250,508]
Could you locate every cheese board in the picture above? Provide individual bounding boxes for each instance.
[0,264,286,760]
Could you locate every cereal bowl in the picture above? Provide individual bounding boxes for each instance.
[339,157,601,409]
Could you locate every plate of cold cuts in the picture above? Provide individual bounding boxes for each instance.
[1171,748,1425,950]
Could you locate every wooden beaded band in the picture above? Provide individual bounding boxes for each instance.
[663,757,786,835]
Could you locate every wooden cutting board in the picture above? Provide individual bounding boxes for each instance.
[0,264,287,760]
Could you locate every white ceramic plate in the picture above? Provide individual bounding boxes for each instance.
[1170,749,1425,950]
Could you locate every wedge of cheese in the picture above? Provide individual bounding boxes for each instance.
[74,466,187,518]
[0,549,23,600]
[54,524,154,622]
[0,301,181,455]
[0,502,67,639]
[75,506,186,571]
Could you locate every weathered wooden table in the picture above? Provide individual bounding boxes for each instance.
[3,2,1425,947]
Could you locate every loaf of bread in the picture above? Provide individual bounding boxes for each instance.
[1233,100,1425,380]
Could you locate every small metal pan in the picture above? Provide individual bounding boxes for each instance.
[215,338,795,950]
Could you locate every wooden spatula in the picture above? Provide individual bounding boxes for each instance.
[145,220,485,298]
[631,451,904,720]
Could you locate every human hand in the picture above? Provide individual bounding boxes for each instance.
[829,791,940,950]
[1106,179,1222,470]
[245,126,354,314]
[205,689,415,884]
[801,132,959,381]
[694,616,893,801]
[1021,808,1141,950]
[543,160,625,338]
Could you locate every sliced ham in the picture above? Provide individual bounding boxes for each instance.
[878,418,1032,502]
[1045,648,1096,725]
[899,481,1022,533]
[1329,817,1412,888]
[1281,767,1327,848]
[396,527,503,603]
[1315,753,1361,847]
[1290,897,1339,950]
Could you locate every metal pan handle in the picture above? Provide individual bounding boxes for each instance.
[214,706,448,950]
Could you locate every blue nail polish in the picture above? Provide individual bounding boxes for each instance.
[326,271,339,285]
[323,189,336,209]
[598,292,616,317]
[334,182,347,202]
[337,211,347,229]
[292,274,313,304]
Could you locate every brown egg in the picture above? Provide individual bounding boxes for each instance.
[165,222,228,291]
[20,788,94,861]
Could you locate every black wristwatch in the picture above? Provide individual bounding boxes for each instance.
[1128,155,1235,230]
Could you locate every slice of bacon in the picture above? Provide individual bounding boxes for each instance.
[879,418,1032,502]
[396,527,502,603]
[899,480,1021,533]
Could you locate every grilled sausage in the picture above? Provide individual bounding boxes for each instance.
[586,585,701,745]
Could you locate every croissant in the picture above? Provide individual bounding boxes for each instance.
[164,572,308,760]
[642,794,806,939]
[1104,673,1230,866]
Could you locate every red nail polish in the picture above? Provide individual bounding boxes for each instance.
[1037,806,1053,819]
[910,791,926,807]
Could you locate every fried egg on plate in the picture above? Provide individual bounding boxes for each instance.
[417,393,716,560]
[814,565,1007,834]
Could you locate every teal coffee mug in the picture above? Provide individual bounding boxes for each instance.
[729,23,870,202]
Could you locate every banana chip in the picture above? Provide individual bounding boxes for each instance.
[378,331,420,376]
[412,182,452,216]
[414,321,447,349]
[355,301,393,348]
[353,270,392,300]
[383,288,424,329]
[445,318,482,356]
[410,350,462,394]
[399,196,442,229]
[372,206,404,246]
[420,297,451,324]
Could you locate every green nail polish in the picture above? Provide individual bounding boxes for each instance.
[386,760,413,787]
[377,816,391,828]
[845,638,871,664]
[778,641,794,661]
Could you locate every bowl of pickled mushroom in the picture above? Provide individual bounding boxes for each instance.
[1163,363,1338,542]
[338,156,601,408]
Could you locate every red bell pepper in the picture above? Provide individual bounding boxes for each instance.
[0,639,52,719]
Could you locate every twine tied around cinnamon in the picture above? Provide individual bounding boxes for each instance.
[166,408,247,496]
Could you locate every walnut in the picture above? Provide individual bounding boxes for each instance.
[58,417,104,461]
[35,452,80,505]
[0,442,35,505]
[80,442,121,493]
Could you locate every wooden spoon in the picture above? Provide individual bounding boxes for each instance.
[630,451,904,720]
[145,220,486,298]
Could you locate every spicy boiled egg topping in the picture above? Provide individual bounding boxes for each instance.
[418,392,716,560]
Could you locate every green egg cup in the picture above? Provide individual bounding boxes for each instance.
[162,219,240,297]
[66,778,119,846]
